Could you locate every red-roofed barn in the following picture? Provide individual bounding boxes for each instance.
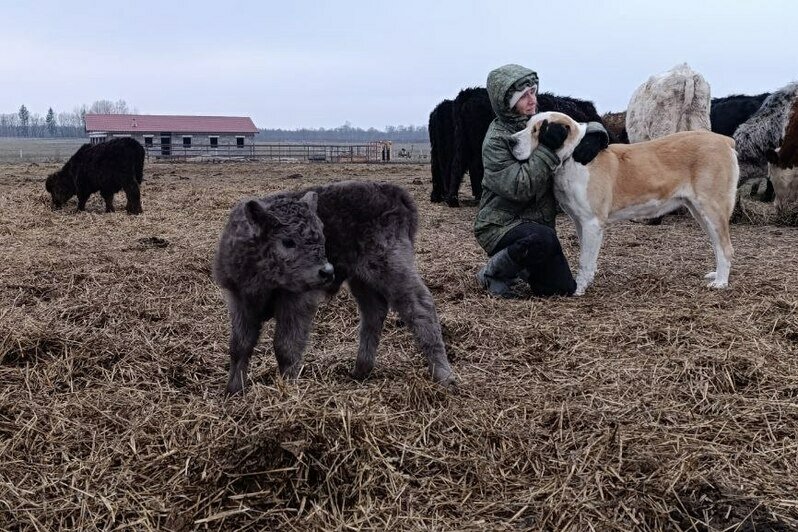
[84,114,259,158]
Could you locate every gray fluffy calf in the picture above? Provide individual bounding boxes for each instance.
[214,180,456,395]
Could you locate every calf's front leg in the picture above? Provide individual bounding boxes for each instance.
[225,292,265,395]
[272,291,321,379]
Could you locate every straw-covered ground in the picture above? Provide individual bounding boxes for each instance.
[1,161,797,531]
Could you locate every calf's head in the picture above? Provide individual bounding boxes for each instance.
[510,111,586,161]
[45,170,75,209]
[244,191,334,291]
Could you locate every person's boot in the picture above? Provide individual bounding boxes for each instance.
[476,248,525,298]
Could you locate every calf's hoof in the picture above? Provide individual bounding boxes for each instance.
[350,363,374,381]
[432,366,457,388]
[704,271,717,280]
[707,279,728,289]
[225,378,244,396]
[279,363,301,380]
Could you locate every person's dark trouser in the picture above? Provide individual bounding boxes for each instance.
[493,222,576,297]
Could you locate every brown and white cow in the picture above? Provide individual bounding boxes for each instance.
[765,98,798,208]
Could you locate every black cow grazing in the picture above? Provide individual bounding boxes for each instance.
[710,93,770,137]
[428,99,455,203]
[214,180,456,395]
[45,137,145,214]
[444,88,608,207]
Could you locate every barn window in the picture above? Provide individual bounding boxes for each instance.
[209,136,219,147]
[183,136,192,147]
[143,136,153,147]
[236,136,245,148]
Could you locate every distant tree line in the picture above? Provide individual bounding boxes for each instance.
[257,122,429,143]
[0,100,134,138]
[1,103,429,142]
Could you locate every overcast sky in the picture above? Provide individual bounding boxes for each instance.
[1,0,795,130]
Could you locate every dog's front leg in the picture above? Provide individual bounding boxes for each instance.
[575,220,604,295]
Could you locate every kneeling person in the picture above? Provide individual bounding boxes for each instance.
[474,63,607,297]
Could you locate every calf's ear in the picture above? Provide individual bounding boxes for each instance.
[245,200,280,235]
[765,148,780,165]
[300,191,318,212]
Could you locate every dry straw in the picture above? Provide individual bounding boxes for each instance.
[1,162,797,531]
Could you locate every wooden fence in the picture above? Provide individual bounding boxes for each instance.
[144,142,392,162]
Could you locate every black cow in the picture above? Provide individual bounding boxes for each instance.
[447,88,493,206]
[710,93,770,137]
[428,99,455,203]
[45,137,145,214]
[444,88,609,207]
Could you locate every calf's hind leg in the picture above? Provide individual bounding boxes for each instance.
[348,278,389,380]
[377,248,455,386]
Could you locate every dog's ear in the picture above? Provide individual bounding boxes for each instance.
[537,119,549,138]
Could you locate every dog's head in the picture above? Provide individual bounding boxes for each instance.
[510,111,587,161]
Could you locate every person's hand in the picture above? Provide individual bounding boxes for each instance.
[572,132,609,165]
[538,120,569,151]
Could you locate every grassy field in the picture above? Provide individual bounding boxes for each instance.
[0,138,87,163]
[1,161,797,530]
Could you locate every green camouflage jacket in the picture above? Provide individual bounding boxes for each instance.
[474,64,560,255]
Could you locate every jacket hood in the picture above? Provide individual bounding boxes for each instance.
[486,64,539,129]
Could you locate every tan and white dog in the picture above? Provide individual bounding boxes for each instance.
[511,112,739,295]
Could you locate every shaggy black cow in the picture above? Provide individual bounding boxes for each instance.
[214,180,456,395]
[443,88,608,207]
[45,137,145,214]
[710,93,770,137]
[447,88,493,206]
[428,99,455,203]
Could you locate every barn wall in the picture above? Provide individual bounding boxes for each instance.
[108,133,255,146]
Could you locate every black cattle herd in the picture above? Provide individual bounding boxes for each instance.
[429,88,773,207]
[41,91,776,216]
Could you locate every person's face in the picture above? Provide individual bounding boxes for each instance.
[514,89,538,116]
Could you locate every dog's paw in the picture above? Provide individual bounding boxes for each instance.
[707,279,728,289]
[704,271,717,280]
